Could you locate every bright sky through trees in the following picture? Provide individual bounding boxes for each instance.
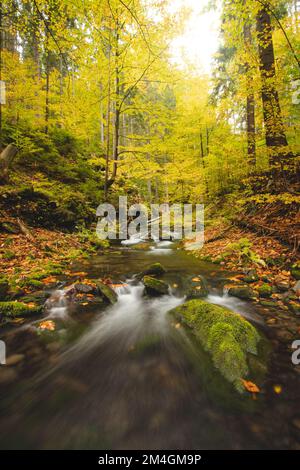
[169,0,221,73]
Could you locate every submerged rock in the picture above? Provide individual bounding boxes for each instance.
[169,299,262,392]
[143,276,169,296]
[95,280,118,304]
[227,285,255,300]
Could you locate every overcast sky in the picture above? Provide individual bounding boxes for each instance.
[168,0,221,74]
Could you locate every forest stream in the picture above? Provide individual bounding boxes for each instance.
[0,240,300,450]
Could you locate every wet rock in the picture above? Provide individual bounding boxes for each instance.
[276,330,294,344]
[5,353,25,366]
[257,283,272,298]
[243,270,259,283]
[95,280,117,304]
[74,283,95,294]
[185,276,208,299]
[275,278,290,292]
[140,263,166,278]
[227,285,255,300]
[0,367,18,384]
[143,276,169,296]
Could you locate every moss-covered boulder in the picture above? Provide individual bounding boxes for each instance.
[95,281,117,304]
[140,263,166,277]
[257,283,272,298]
[0,301,43,317]
[169,299,261,392]
[227,285,255,300]
[143,276,169,296]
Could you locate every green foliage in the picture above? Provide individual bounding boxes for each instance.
[224,238,266,267]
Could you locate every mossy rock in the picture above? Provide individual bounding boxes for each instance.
[19,278,45,289]
[287,301,300,316]
[259,300,278,308]
[143,276,169,296]
[140,263,166,278]
[185,276,208,299]
[95,281,117,304]
[257,283,272,298]
[169,300,262,392]
[0,301,43,317]
[227,285,255,300]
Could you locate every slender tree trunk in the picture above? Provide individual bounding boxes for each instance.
[243,17,256,165]
[104,46,111,200]
[111,26,120,183]
[256,7,289,167]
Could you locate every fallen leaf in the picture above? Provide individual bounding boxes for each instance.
[241,379,260,394]
[273,385,282,394]
[39,320,55,331]
[192,277,200,282]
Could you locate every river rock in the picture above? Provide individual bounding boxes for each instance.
[243,270,259,283]
[185,276,208,299]
[143,276,169,296]
[169,299,264,393]
[227,285,255,300]
[257,283,272,298]
[75,283,95,294]
[140,263,166,278]
[95,280,117,304]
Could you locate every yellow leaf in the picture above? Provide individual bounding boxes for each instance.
[39,320,55,331]
[273,385,282,394]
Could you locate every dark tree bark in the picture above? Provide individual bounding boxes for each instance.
[256,7,289,163]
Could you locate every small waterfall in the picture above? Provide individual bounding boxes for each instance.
[44,289,69,319]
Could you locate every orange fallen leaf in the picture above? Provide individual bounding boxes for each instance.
[39,320,55,331]
[81,302,89,306]
[241,379,260,394]
[192,277,200,282]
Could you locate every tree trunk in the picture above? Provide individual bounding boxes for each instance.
[243,17,256,165]
[0,144,18,180]
[256,7,289,166]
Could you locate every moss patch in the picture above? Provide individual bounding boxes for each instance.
[143,276,169,296]
[0,301,43,317]
[169,299,261,392]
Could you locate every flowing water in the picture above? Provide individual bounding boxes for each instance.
[0,241,300,449]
